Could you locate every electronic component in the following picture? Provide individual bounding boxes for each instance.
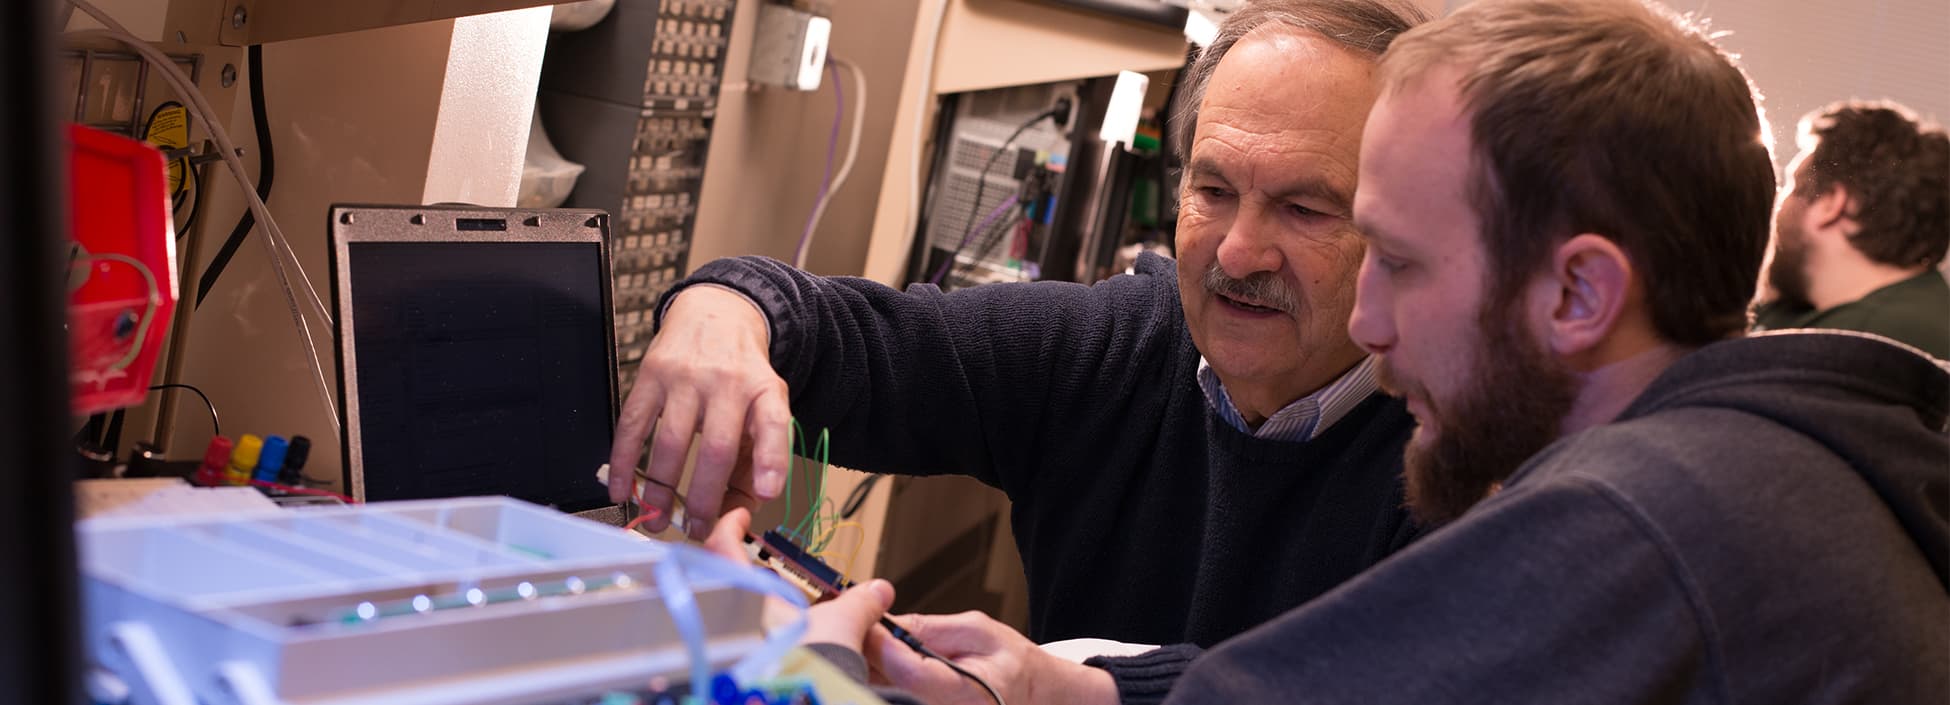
[66,124,177,415]
[78,497,771,705]
[748,4,830,91]
[279,435,311,486]
[915,83,1082,291]
[745,529,1008,705]
[539,0,738,396]
[251,434,288,483]
[751,528,852,599]
[330,205,619,511]
[193,436,230,488]
[225,433,262,486]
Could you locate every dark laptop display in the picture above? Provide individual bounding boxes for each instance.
[331,206,617,512]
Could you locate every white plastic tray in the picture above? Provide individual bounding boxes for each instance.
[80,496,764,705]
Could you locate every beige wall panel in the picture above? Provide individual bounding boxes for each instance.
[1658,0,1948,166]
[860,0,950,285]
[154,9,547,487]
[689,0,926,276]
[222,0,554,44]
[64,0,169,40]
[932,0,1187,95]
[162,20,458,486]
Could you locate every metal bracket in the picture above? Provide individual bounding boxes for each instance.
[215,661,280,705]
[106,622,197,705]
[218,0,251,46]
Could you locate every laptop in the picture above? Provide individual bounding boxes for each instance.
[330,204,618,512]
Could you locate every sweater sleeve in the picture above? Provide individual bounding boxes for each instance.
[1085,643,1205,705]
[1162,473,1716,705]
[655,254,1185,497]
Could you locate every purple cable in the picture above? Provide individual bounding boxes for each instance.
[793,61,845,268]
[929,194,1020,285]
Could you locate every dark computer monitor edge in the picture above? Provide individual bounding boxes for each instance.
[327,203,620,514]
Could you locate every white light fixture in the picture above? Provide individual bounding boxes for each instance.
[1099,71,1150,149]
[1184,8,1220,46]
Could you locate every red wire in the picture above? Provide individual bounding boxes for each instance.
[622,501,662,533]
[249,479,357,503]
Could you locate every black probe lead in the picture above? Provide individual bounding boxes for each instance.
[879,616,1006,705]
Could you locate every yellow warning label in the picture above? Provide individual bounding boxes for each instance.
[145,103,190,194]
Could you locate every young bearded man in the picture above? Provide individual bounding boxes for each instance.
[785,2,1950,703]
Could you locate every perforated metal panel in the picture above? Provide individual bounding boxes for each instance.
[541,0,739,394]
[920,86,1074,274]
[927,133,1032,252]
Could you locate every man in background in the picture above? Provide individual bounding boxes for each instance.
[1756,100,1949,357]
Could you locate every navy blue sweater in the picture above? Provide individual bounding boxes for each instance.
[663,254,1419,698]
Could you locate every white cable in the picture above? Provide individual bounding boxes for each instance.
[276,226,331,321]
[795,56,867,269]
[68,1,340,435]
[653,543,809,688]
[68,3,333,328]
[904,0,951,254]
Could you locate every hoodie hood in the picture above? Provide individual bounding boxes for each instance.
[1617,330,1950,589]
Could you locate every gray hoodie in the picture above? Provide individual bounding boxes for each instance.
[1166,331,1949,704]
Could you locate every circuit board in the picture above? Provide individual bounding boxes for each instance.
[744,529,855,601]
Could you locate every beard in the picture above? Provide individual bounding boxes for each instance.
[1379,302,1578,527]
[1767,212,1813,309]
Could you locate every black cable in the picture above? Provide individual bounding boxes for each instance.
[102,410,126,461]
[838,473,881,518]
[964,170,1047,277]
[174,161,203,240]
[196,43,272,307]
[74,414,106,452]
[149,384,219,437]
[882,617,1006,705]
[923,643,1006,705]
[954,212,1027,284]
[931,107,1061,286]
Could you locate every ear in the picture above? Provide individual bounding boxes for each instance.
[1806,183,1852,231]
[1540,234,1635,359]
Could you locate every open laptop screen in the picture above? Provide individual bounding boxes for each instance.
[333,206,616,512]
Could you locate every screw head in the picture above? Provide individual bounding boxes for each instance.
[231,5,248,29]
[114,309,139,339]
[221,63,237,87]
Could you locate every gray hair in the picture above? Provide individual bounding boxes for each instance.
[1173,0,1432,160]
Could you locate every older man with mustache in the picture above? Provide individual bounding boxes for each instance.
[607,0,1430,700]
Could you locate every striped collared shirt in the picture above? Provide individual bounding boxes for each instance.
[1196,355,1381,442]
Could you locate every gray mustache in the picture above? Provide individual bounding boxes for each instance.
[1202,265,1298,314]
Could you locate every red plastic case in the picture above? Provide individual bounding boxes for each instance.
[68,124,177,414]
